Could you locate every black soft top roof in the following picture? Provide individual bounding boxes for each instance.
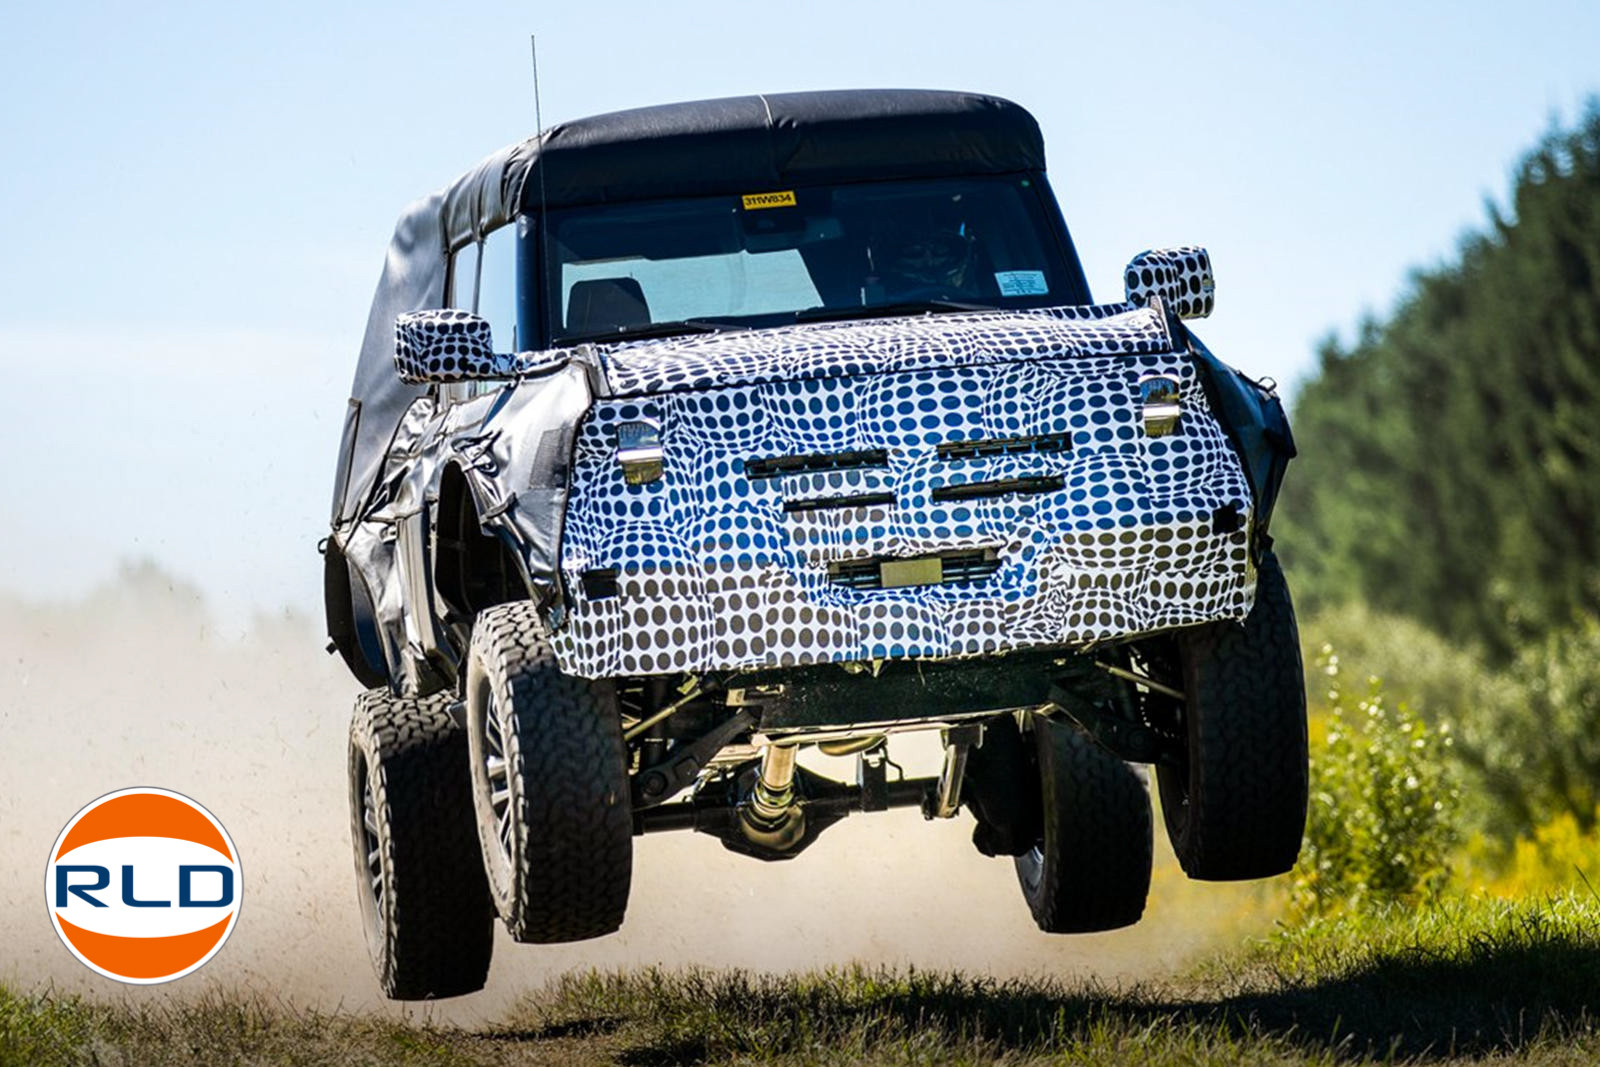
[509,89,1042,210]
[335,90,1046,528]
[434,89,1045,256]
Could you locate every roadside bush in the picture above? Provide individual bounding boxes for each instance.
[1299,603,1512,727]
[1463,808,1600,898]
[1301,608,1600,844]
[1451,618,1600,836]
[1292,646,1460,918]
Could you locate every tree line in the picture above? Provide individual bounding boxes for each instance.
[1276,101,1600,662]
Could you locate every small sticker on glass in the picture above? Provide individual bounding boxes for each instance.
[995,270,1049,296]
[741,190,797,210]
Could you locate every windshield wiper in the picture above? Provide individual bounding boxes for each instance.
[794,299,995,323]
[560,319,750,345]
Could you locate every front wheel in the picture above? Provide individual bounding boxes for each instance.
[1155,550,1308,880]
[466,601,633,943]
[1014,714,1152,933]
[348,688,494,999]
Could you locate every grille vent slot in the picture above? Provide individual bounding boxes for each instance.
[827,549,1001,591]
[931,474,1064,503]
[939,551,1005,584]
[746,448,890,479]
[937,432,1072,461]
[782,491,895,514]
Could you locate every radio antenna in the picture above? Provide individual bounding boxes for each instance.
[530,34,551,346]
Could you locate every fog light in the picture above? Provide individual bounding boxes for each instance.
[1139,374,1182,436]
[615,420,664,484]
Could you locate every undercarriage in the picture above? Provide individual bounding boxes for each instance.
[607,646,1178,862]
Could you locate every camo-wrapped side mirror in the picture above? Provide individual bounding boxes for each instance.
[394,309,517,384]
[1123,246,1215,320]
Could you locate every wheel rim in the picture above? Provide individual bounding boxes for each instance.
[355,754,385,946]
[1017,843,1046,894]
[481,688,515,868]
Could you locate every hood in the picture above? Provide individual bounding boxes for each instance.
[594,304,1178,397]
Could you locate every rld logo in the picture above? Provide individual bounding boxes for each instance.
[45,788,242,983]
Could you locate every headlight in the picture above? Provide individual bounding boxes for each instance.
[615,420,664,484]
[1138,374,1182,437]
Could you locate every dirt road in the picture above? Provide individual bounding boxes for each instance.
[0,566,1266,1024]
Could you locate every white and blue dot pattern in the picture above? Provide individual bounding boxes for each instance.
[551,308,1255,678]
[598,303,1173,397]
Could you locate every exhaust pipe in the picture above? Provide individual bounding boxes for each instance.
[740,743,806,850]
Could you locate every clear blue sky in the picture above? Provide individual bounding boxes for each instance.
[1,0,1595,627]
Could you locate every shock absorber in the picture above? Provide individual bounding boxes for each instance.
[739,742,806,850]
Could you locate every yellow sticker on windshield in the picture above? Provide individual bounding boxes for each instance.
[742,190,797,210]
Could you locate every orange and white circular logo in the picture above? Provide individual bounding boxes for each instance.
[44,788,241,984]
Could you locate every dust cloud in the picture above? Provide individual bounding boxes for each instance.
[0,563,1270,1024]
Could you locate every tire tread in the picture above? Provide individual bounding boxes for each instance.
[470,602,632,943]
[1017,716,1152,933]
[1160,551,1309,880]
[349,688,493,1000]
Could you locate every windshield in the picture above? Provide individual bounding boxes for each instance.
[529,175,1086,346]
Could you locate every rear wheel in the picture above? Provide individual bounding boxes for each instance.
[963,714,1042,857]
[1014,714,1152,933]
[348,688,493,1000]
[466,601,633,943]
[1156,550,1308,880]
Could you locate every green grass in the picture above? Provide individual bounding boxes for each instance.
[9,893,1600,1065]
[0,989,480,1067]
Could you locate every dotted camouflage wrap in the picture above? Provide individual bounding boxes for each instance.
[551,306,1255,679]
[394,309,519,385]
[600,302,1174,397]
[1123,247,1215,320]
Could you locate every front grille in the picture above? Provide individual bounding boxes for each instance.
[931,475,1064,502]
[826,559,883,589]
[827,548,1002,591]
[936,431,1073,461]
[746,448,891,479]
[939,551,1005,584]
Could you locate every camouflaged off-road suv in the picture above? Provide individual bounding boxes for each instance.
[324,89,1305,1000]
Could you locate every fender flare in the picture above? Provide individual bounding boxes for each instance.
[324,534,390,689]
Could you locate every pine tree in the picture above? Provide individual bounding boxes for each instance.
[1277,102,1600,658]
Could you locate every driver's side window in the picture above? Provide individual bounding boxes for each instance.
[442,231,515,401]
[447,242,479,312]
[478,226,518,352]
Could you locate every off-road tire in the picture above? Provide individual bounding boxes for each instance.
[348,688,493,1000]
[963,713,1042,857]
[1014,714,1152,933]
[1156,550,1308,880]
[466,601,632,943]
